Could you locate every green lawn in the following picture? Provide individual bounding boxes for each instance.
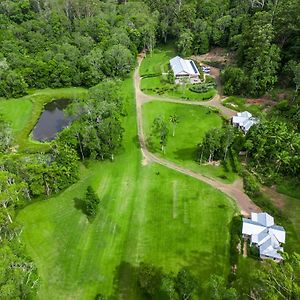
[140,45,216,101]
[17,78,238,299]
[141,76,216,101]
[222,96,262,115]
[142,101,238,183]
[139,45,175,77]
[0,88,87,152]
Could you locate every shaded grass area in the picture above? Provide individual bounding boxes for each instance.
[0,88,88,153]
[222,96,262,115]
[139,44,175,77]
[142,101,238,183]
[17,78,238,299]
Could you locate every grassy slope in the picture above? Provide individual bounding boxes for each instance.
[142,101,237,183]
[0,88,87,152]
[140,45,216,101]
[139,44,175,76]
[17,78,237,299]
[222,96,262,115]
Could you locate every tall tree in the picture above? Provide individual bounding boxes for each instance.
[169,114,180,137]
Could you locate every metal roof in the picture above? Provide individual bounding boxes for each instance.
[170,56,199,76]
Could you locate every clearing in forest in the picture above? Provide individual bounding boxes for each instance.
[17,77,238,299]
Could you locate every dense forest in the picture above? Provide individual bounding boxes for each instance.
[0,0,300,299]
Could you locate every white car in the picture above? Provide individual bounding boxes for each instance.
[202,66,211,73]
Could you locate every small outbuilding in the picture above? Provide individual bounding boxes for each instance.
[232,111,258,133]
[242,212,286,262]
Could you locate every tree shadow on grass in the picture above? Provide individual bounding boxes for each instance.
[110,261,146,300]
[173,147,196,161]
[74,197,85,213]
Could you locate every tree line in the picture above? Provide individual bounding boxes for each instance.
[146,0,300,97]
[0,0,157,98]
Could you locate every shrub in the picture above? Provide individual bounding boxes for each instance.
[189,83,215,93]
[241,170,260,197]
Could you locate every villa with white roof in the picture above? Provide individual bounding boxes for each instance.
[170,56,200,83]
[232,111,259,133]
[242,212,286,262]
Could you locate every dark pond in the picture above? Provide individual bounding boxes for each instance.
[32,98,73,141]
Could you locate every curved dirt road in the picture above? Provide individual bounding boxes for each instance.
[134,54,260,216]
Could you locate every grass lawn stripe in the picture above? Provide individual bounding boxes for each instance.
[17,77,237,299]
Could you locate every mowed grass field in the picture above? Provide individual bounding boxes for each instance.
[0,87,87,152]
[142,101,237,183]
[17,77,238,299]
[140,45,216,101]
[139,45,175,77]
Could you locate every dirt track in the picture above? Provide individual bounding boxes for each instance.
[134,53,260,216]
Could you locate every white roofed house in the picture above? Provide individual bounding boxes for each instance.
[170,56,200,84]
[242,212,286,262]
[232,111,259,133]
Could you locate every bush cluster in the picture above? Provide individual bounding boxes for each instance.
[189,83,215,93]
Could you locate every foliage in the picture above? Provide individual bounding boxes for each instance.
[189,83,216,93]
[251,253,300,300]
[60,81,124,161]
[75,186,100,221]
[196,125,237,164]
[0,115,12,153]
[241,170,260,197]
[175,267,197,300]
[206,275,238,300]
[137,262,162,296]
[229,216,243,267]
[169,113,179,137]
[151,115,169,153]
[245,120,300,178]
[143,101,237,183]
[0,168,39,298]
[221,67,246,96]
[0,0,157,98]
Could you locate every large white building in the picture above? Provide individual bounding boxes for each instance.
[242,212,286,262]
[170,56,200,79]
[232,111,258,133]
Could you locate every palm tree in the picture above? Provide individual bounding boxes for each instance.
[169,114,179,137]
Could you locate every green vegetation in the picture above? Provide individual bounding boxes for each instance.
[139,46,175,77]
[18,78,237,299]
[143,101,237,183]
[0,88,88,152]
[140,45,216,101]
[276,177,300,199]
[141,71,216,101]
[222,96,262,115]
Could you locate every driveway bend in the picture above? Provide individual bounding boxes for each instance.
[134,53,260,216]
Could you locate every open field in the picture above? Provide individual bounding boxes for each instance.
[140,45,217,101]
[0,88,87,152]
[17,77,238,299]
[142,101,238,183]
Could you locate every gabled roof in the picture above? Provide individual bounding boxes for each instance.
[243,212,286,260]
[232,111,259,133]
[251,212,274,227]
[170,56,199,76]
[242,218,265,236]
[270,225,286,243]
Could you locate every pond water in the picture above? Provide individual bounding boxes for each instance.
[32,99,73,141]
